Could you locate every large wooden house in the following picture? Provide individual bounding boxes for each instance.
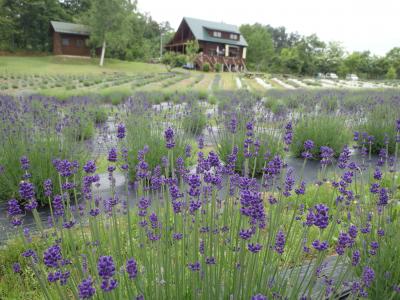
[50,21,91,56]
[165,17,248,72]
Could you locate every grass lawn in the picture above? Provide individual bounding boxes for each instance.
[0,55,165,75]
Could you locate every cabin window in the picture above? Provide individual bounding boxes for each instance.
[213,31,222,38]
[230,34,238,40]
[61,38,69,46]
[76,39,83,47]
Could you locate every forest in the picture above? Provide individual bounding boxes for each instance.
[0,0,399,78]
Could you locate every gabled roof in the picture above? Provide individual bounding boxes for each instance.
[50,21,90,36]
[183,17,248,47]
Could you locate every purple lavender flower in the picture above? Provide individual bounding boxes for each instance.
[205,257,216,265]
[108,148,117,162]
[19,181,34,200]
[43,179,53,197]
[312,240,329,251]
[229,114,238,134]
[185,144,192,158]
[53,195,64,217]
[98,256,116,280]
[78,276,96,299]
[20,156,30,170]
[378,188,389,206]
[304,139,314,151]
[362,266,375,287]
[239,228,254,240]
[83,160,97,174]
[348,225,358,239]
[251,294,267,300]
[283,168,295,197]
[101,278,118,292]
[295,181,306,195]
[22,249,38,263]
[13,262,21,273]
[336,232,352,255]
[274,230,286,254]
[197,135,204,149]
[373,168,382,180]
[306,204,329,229]
[164,127,175,149]
[188,261,200,271]
[283,121,293,151]
[43,244,62,268]
[302,140,314,159]
[320,146,334,165]
[117,123,126,139]
[352,250,360,266]
[53,159,74,177]
[126,258,138,279]
[173,233,183,240]
[338,145,351,169]
[353,131,360,141]
[248,243,263,253]
[8,199,22,217]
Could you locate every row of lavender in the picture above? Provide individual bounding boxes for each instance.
[4,110,400,299]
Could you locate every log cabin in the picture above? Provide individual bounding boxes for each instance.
[165,17,248,72]
[50,21,91,56]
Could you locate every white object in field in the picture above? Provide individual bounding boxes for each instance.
[243,47,247,59]
[225,44,229,57]
[325,73,338,79]
[346,74,359,81]
[255,77,272,89]
[236,77,242,89]
[288,78,308,87]
[271,78,295,89]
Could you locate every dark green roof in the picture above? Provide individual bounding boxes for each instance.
[50,21,90,36]
[183,17,248,47]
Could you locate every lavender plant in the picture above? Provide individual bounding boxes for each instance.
[1,94,400,300]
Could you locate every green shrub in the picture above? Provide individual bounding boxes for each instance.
[271,101,287,115]
[0,98,89,204]
[357,105,400,154]
[202,63,210,72]
[215,63,222,72]
[181,104,207,136]
[124,113,189,180]
[291,115,351,158]
[89,107,109,124]
[215,119,283,176]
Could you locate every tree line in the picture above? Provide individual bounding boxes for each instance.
[0,0,174,63]
[240,23,399,79]
[0,0,399,78]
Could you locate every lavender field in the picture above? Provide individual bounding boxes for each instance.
[0,89,399,300]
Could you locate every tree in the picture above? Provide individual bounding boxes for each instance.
[162,51,185,72]
[0,0,69,51]
[316,41,344,74]
[385,48,400,78]
[184,40,199,65]
[240,24,275,71]
[87,0,133,66]
[280,47,302,74]
[386,66,397,79]
[61,0,91,17]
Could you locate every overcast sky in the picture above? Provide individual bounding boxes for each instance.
[137,0,400,56]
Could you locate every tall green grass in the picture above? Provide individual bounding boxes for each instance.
[357,105,400,154]
[291,114,351,158]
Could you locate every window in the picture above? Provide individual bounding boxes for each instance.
[61,38,69,46]
[76,39,83,47]
[213,31,222,38]
[230,34,238,40]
